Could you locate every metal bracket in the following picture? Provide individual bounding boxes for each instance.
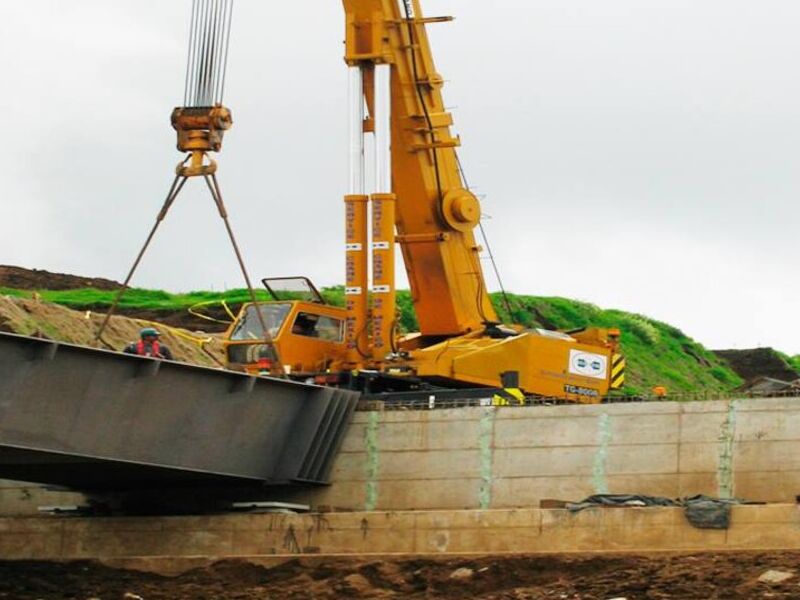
[410,137,461,152]
[397,232,449,244]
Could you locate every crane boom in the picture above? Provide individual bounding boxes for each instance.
[343,0,497,337]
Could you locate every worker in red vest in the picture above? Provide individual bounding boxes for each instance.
[123,328,174,360]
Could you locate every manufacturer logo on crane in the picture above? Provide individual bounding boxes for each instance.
[568,350,609,380]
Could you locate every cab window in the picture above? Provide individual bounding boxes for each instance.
[230,303,291,341]
[291,312,344,342]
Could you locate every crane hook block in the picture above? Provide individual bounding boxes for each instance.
[171,105,233,153]
[441,188,481,232]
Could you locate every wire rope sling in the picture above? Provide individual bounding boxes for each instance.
[95,0,283,376]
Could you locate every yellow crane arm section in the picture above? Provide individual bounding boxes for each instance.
[343,0,498,338]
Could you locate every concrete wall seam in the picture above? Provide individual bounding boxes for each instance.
[592,413,613,494]
[478,407,496,510]
[717,399,738,499]
[364,411,380,511]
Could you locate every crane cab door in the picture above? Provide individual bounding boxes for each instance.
[224,297,348,377]
[277,301,348,375]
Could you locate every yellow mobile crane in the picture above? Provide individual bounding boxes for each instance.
[223,0,624,402]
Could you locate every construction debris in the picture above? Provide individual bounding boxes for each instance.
[758,570,795,584]
[737,376,800,396]
[565,494,753,529]
[449,567,475,581]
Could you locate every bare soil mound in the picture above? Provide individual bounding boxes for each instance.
[0,265,233,332]
[2,552,800,599]
[0,265,121,291]
[715,348,799,382]
[100,304,235,333]
[0,295,224,367]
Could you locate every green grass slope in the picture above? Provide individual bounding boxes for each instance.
[778,352,800,377]
[792,356,800,373]
[0,285,742,395]
[487,292,742,395]
[0,286,270,311]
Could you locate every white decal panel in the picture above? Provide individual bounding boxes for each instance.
[568,349,608,380]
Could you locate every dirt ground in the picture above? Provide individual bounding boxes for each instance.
[0,295,225,367]
[0,265,233,332]
[106,304,234,333]
[0,265,121,291]
[2,553,800,600]
[714,348,799,383]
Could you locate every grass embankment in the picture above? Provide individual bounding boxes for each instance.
[1,285,742,395]
[488,293,742,395]
[0,286,272,311]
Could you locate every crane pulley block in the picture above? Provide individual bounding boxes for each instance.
[171,105,233,153]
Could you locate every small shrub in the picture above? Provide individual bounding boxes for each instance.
[622,315,660,345]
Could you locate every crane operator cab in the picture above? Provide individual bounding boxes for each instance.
[224,277,347,378]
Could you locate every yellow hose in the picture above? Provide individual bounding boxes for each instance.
[187,299,236,325]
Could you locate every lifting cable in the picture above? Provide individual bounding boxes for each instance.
[400,1,513,323]
[94,0,284,376]
[455,154,514,320]
[184,0,234,107]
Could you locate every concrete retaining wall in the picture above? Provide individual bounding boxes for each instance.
[296,396,800,511]
[0,479,84,515]
[2,396,800,514]
[3,504,800,570]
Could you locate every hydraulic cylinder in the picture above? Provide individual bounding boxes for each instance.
[370,64,396,362]
[345,195,369,364]
[371,192,396,361]
[345,66,369,366]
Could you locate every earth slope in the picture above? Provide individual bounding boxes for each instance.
[1,265,746,394]
[0,295,223,367]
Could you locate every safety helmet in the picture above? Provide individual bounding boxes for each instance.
[140,327,160,339]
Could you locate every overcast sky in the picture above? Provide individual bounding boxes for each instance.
[0,1,797,353]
